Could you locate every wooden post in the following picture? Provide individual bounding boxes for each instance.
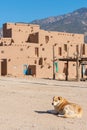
[66,47,69,81]
[53,44,57,80]
[76,45,80,81]
[81,64,83,79]
[65,61,69,81]
[53,45,55,80]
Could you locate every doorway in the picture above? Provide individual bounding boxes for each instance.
[28,65,36,76]
[1,59,7,76]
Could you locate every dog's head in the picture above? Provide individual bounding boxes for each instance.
[52,96,65,106]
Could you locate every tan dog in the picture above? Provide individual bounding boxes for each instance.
[52,96,83,118]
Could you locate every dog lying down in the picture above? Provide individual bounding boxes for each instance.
[50,96,83,118]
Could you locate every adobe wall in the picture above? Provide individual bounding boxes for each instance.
[0,22,86,80]
[37,30,85,79]
[3,23,40,43]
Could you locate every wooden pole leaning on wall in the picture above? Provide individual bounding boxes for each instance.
[76,45,80,81]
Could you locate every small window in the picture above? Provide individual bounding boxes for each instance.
[76,45,79,53]
[34,60,37,64]
[39,58,43,65]
[42,48,45,51]
[64,44,67,52]
[45,36,49,43]
[82,44,85,55]
[58,47,62,56]
[35,47,39,57]
[40,44,43,46]
[0,42,3,46]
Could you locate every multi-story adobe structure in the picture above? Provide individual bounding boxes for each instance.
[0,22,87,80]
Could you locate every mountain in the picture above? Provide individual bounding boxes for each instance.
[31,8,87,43]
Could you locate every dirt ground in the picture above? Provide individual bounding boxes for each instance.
[0,76,87,130]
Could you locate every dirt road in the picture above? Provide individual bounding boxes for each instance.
[0,77,87,130]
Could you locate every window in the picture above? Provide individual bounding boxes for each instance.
[58,47,62,56]
[45,36,49,43]
[34,60,37,64]
[0,42,3,46]
[63,63,68,75]
[82,44,85,55]
[64,44,67,52]
[27,33,38,43]
[35,47,39,57]
[39,58,43,65]
[76,45,79,53]
[42,48,45,51]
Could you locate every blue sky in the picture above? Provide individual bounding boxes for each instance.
[0,0,87,27]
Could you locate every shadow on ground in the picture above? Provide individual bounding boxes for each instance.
[35,110,58,115]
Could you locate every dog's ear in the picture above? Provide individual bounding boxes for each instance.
[58,96,62,100]
[53,96,55,100]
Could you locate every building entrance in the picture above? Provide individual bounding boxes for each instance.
[1,59,7,76]
[28,65,36,76]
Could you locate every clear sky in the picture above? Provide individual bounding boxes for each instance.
[0,0,87,27]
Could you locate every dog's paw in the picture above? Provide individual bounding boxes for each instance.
[57,114,64,117]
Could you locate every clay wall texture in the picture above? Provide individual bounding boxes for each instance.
[0,22,86,80]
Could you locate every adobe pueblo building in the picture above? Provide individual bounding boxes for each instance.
[0,22,87,80]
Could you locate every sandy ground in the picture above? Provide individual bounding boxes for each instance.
[0,77,87,130]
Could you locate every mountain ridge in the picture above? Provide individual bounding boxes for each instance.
[31,7,87,42]
[0,8,87,42]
